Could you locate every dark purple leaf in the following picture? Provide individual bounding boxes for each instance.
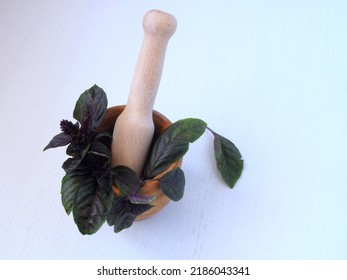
[157,167,185,201]
[72,175,113,235]
[107,197,153,233]
[73,84,107,131]
[95,131,112,148]
[62,143,91,173]
[43,132,71,151]
[111,166,140,196]
[145,118,206,178]
[88,141,110,159]
[96,169,112,196]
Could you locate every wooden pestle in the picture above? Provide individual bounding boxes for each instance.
[111,10,177,175]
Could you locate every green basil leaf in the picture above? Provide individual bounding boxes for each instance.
[61,174,79,215]
[111,166,140,196]
[72,175,113,235]
[158,167,185,201]
[73,84,107,131]
[212,130,243,188]
[43,132,71,151]
[145,118,207,178]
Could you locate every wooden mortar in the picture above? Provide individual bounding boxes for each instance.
[98,105,182,220]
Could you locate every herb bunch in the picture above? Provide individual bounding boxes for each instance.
[44,85,243,234]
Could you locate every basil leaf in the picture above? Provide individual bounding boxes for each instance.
[145,118,207,178]
[62,158,82,173]
[212,130,243,188]
[113,213,135,233]
[107,197,153,233]
[62,143,91,173]
[128,194,156,204]
[157,167,185,201]
[43,132,71,151]
[88,141,110,159]
[96,169,112,196]
[73,84,108,131]
[61,174,79,215]
[72,175,113,235]
[106,197,135,233]
[130,203,153,216]
[95,131,112,148]
[111,166,140,196]
[95,131,112,140]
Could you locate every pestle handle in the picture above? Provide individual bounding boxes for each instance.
[111,10,177,175]
[127,10,177,116]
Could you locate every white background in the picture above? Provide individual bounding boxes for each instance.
[0,0,346,259]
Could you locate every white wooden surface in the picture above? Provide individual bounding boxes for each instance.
[0,0,346,259]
